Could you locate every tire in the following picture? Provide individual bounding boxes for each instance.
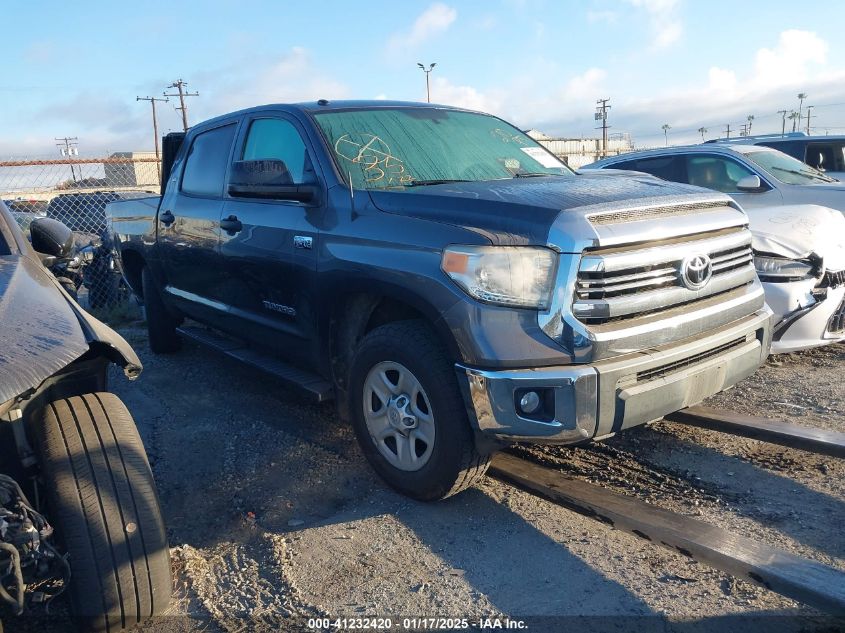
[141,266,181,353]
[348,320,491,501]
[34,393,172,632]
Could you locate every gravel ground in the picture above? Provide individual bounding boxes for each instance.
[7,321,844,632]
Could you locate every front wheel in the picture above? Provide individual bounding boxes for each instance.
[34,393,172,632]
[348,320,491,501]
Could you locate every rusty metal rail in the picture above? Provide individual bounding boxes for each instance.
[665,406,845,458]
[490,452,845,614]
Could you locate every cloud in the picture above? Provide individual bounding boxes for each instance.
[625,0,683,50]
[386,3,457,55]
[429,77,503,112]
[708,67,737,92]
[754,29,828,88]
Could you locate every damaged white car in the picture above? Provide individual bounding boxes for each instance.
[749,204,845,353]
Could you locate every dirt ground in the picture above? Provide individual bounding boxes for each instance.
[11,320,845,632]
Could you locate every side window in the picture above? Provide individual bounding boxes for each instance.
[805,143,842,172]
[181,124,237,197]
[242,118,314,184]
[685,155,755,193]
[613,156,684,183]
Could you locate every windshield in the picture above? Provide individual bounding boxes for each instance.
[743,149,837,185]
[314,107,573,189]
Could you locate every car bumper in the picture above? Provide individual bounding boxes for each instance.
[767,281,845,354]
[456,308,773,444]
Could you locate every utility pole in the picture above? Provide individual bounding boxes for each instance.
[595,98,611,157]
[661,123,671,146]
[724,123,732,139]
[137,96,169,161]
[698,127,707,142]
[805,105,814,135]
[417,63,436,103]
[55,136,79,183]
[778,110,788,136]
[164,79,199,132]
[739,124,748,137]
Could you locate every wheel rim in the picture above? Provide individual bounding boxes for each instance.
[362,361,436,471]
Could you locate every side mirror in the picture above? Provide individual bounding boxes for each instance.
[228,159,318,203]
[736,174,764,192]
[30,217,74,263]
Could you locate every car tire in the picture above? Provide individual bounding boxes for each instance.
[348,320,491,501]
[141,266,181,353]
[33,393,172,632]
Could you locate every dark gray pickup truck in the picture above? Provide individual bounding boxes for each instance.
[108,100,773,500]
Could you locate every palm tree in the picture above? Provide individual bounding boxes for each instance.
[662,124,671,146]
[789,110,801,132]
[746,115,755,135]
[698,127,707,142]
[797,93,807,129]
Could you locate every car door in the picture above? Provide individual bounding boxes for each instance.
[157,121,238,324]
[217,114,323,367]
[683,153,782,211]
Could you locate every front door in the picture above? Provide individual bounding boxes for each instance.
[217,115,323,368]
[683,154,783,211]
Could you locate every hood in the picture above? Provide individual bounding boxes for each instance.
[366,172,730,246]
[744,204,845,270]
[0,254,92,405]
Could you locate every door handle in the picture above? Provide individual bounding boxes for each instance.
[160,209,175,226]
[220,214,243,234]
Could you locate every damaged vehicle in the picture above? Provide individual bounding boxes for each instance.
[747,204,845,352]
[108,101,773,501]
[0,201,170,630]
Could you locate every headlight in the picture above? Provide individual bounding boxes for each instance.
[754,255,814,281]
[441,246,558,309]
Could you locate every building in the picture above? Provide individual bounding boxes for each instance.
[104,152,160,188]
[527,131,633,169]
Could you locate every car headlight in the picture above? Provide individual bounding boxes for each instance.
[753,255,815,282]
[441,246,558,309]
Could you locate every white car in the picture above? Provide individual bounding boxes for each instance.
[748,204,845,353]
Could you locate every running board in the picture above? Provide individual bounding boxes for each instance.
[666,406,845,458]
[176,325,334,403]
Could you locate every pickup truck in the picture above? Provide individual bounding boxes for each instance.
[108,100,774,501]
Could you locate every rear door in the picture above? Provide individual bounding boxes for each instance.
[157,121,238,322]
[217,114,323,367]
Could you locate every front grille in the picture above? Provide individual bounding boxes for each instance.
[573,227,756,325]
[822,269,845,288]
[635,336,748,383]
[587,201,728,226]
[828,296,845,333]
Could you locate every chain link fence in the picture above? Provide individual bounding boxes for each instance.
[1,154,160,313]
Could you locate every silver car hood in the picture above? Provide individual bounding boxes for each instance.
[744,204,845,270]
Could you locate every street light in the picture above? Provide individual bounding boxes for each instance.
[797,93,807,131]
[417,62,436,103]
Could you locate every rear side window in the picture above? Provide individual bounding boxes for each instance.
[805,142,845,172]
[181,124,237,197]
[242,118,314,184]
[611,156,685,183]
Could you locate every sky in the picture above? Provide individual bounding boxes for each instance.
[3,0,845,157]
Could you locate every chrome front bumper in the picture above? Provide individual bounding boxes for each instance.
[457,307,773,444]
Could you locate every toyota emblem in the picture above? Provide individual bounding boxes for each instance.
[681,253,713,290]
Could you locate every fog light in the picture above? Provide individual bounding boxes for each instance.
[519,391,541,414]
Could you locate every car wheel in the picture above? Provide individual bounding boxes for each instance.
[141,266,181,353]
[34,393,172,632]
[349,320,491,501]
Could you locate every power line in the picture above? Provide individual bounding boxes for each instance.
[163,79,199,132]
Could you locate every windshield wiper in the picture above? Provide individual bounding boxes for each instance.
[513,172,565,178]
[402,179,472,187]
[769,166,836,183]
